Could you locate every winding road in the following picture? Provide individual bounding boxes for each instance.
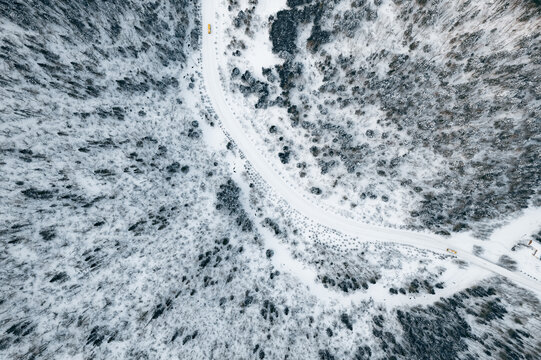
[200,1,541,297]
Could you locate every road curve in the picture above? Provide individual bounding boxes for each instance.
[200,1,541,297]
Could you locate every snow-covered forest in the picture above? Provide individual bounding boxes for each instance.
[1,0,540,359]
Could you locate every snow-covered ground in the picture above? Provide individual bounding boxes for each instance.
[216,0,541,236]
[202,0,541,298]
[1,0,541,359]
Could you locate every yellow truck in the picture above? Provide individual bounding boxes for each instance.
[208,24,211,34]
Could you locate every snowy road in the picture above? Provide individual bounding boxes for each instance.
[200,2,541,297]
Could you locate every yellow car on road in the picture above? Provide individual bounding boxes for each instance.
[208,24,211,34]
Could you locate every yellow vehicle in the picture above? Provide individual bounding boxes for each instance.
[208,24,211,34]
[446,248,457,254]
